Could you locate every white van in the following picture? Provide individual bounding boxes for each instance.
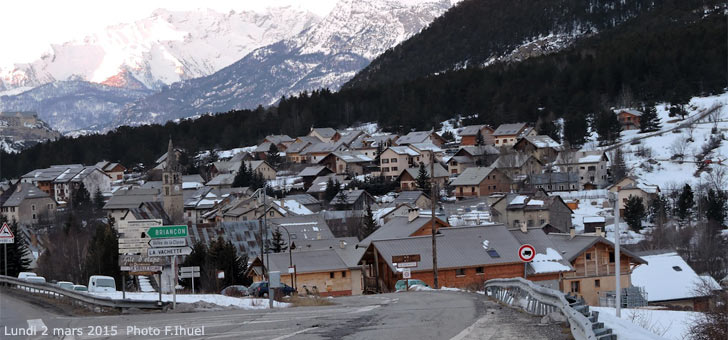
[25,276,46,284]
[17,272,37,280]
[88,275,116,293]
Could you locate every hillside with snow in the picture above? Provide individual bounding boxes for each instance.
[0,7,320,91]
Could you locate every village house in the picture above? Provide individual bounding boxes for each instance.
[183,187,247,224]
[319,151,375,176]
[306,174,348,200]
[285,138,319,163]
[492,123,535,147]
[607,176,660,214]
[284,194,323,213]
[397,163,449,191]
[301,142,348,163]
[350,134,399,158]
[205,173,235,189]
[582,216,606,234]
[458,125,494,146]
[632,251,722,311]
[450,167,511,198]
[389,191,432,210]
[219,195,287,222]
[615,109,643,130]
[547,233,647,306]
[0,183,57,225]
[21,165,80,196]
[513,135,562,163]
[490,192,573,233]
[554,150,610,189]
[52,166,112,205]
[103,187,161,225]
[337,130,366,147]
[298,166,334,190]
[379,146,421,180]
[95,161,127,181]
[358,210,452,249]
[525,172,580,192]
[493,153,543,181]
[269,214,336,242]
[330,189,376,211]
[407,143,445,163]
[210,160,276,180]
[308,127,341,143]
[263,135,295,149]
[249,248,360,296]
[359,224,570,292]
[395,130,446,147]
[446,145,500,175]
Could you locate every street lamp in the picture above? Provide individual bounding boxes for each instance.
[276,225,295,290]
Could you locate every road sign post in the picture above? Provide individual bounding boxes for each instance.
[518,244,536,279]
[148,246,193,257]
[0,223,15,276]
[179,266,201,294]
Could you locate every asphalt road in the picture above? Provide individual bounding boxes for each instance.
[1,289,568,340]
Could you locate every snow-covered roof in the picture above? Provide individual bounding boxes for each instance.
[578,154,603,163]
[520,135,561,149]
[510,195,528,205]
[530,248,572,274]
[583,216,606,224]
[493,123,527,136]
[632,252,721,302]
[388,146,420,156]
[615,108,643,117]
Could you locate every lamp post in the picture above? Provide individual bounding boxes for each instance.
[276,225,295,290]
[610,191,621,317]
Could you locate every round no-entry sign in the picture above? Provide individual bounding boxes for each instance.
[518,244,536,262]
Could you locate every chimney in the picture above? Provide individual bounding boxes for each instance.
[595,226,603,237]
[280,197,284,209]
[339,240,346,249]
[520,221,527,233]
[569,226,575,239]
[408,208,419,223]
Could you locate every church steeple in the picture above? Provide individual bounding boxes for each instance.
[163,138,183,224]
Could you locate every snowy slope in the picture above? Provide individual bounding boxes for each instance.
[593,307,700,340]
[114,0,456,127]
[617,92,728,190]
[0,7,320,91]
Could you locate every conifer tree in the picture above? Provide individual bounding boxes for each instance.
[611,148,627,183]
[232,161,251,188]
[93,188,105,212]
[359,205,379,240]
[704,189,726,228]
[595,110,622,145]
[563,115,588,147]
[73,182,91,210]
[324,178,340,202]
[475,130,485,146]
[415,162,431,192]
[623,195,646,231]
[83,223,120,281]
[267,144,281,167]
[639,104,661,133]
[334,189,349,210]
[268,228,288,253]
[676,184,694,222]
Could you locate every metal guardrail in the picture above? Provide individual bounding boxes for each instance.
[0,275,166,310]
[485,277,599,340]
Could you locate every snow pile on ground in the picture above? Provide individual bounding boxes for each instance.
[408,284,434,291]
[138,276,155,293]
[530,248,572,274]
[90,292,289,309]
[593,307,701,340]
[605,221,647,245]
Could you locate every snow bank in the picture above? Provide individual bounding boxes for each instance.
[593,307,701,340]
[89,292,289,309]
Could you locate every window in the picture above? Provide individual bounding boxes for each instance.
[269,211,274,217]
[391,167,398,171]
[609,251,615,263]
[595,279,600,287]
[390,158,397,163]
[31,205,36,211]
[342,271,347,278]
[383,167,389,172]
[32,214,36,219]
[513,219,520,226]
[330,272,335,279]
[539,219,545,225]
[476,267,484,274]
[570,281,580,293]
[382,159,389,163]
[455,268,465,276]
[471,187,475,193]
[487,250,500,258]
[586,253,591,260]
[527,220,533,227]
[580,166,585,170]
[672,266,682,272]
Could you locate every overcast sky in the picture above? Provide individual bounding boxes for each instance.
[1,0,338,65]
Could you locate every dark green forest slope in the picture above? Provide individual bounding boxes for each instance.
[0,1,725,178]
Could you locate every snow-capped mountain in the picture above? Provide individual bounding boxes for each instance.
[0,7,320,91]
[114,0,457,127]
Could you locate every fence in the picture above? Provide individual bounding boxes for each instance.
[0,275,166,311]
[485,277,607,340]
[599,286,648,308]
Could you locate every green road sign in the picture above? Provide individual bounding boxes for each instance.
[147,225,188,239]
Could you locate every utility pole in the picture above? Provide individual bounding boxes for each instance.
[263,186,270,281]
[613,192,621,317]
[430,151,439,289]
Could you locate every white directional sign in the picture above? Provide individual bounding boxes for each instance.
[402,268,412,279]
[0,223,14,244]
[179,266,201,279]
[148,238,186,248]
[121,265,163,272]
[396,262,417,268]
[148,246,193,257]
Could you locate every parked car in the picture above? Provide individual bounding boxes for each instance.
[247,281,295,298]
[57,281,74,290]
[221,285,249,297]
[395,279,429,291]
[88,275,116,293]
[17,272,37,280]
[25,276,47,284]
[72,285,88,292]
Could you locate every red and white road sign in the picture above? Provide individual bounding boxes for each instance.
[0,223,14,244]
[518,244,536,262]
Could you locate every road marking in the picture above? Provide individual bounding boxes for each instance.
[27,319,48,339]
[269,327,317,340]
